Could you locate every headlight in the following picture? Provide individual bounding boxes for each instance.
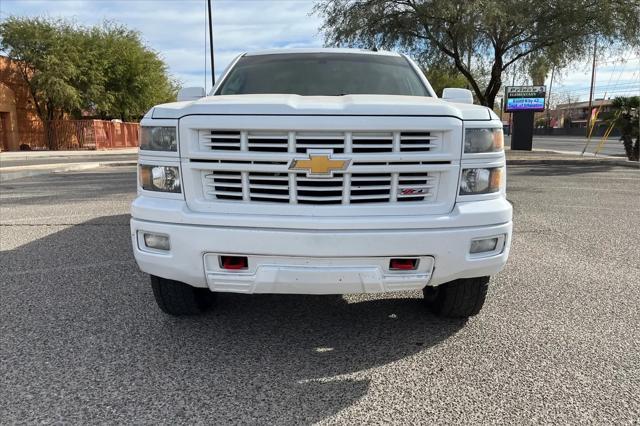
[140,127,177,151]
[464,128,503,153]
[459,167,502,195]
[139,165,181,193]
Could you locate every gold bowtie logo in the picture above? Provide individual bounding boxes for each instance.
[289,154,350,177]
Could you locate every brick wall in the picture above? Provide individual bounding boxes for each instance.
[0,56,43,150]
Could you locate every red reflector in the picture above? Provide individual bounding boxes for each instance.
[220,256,248,270]
[389,258,418,271]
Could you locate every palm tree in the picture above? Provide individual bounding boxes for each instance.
[608,96,639,161]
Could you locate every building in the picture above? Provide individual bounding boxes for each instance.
[0,55,43,151]
[552,99,614,129]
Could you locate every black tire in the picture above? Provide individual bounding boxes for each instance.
[150,275,215,316]
[423,276,490,318]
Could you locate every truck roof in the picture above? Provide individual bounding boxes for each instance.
[243,48,401,57]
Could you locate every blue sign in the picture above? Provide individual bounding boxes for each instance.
[504,86,546,112]
[506,97,545,111]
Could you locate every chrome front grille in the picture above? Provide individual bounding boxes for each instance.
[202,170,438,205]
[199,130,440,154]
[196,128,446,206]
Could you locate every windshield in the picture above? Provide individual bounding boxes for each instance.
[215,53,431,97]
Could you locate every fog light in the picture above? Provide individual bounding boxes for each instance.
[143,233,170,251]
[470,237,498,254]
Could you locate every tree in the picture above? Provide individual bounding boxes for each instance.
[314,0,640,108]
[0,18,85,148]
[88,24,178,121]
[0,17,178,148]
[422,63,467,97]
[527,56,552,86]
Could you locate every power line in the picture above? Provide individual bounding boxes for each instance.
[555,81,640,91]
[592,56,640,65]
[552,87,640,96]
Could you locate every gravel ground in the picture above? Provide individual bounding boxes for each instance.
[1,162,639,424]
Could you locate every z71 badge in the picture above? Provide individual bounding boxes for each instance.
[400,188,428,195]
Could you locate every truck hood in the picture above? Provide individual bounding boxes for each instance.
[149,94,495,121]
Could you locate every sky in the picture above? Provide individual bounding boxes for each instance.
[1,0,638,103]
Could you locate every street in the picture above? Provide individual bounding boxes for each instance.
[1,161,639,423]
[0,150,138,169]
[506,134,627,157]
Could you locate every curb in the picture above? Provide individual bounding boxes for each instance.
[100,161,138,167]
[507,149,639,169]
[0,148,138,161]
[532,148,622,159]
[506,159,639,168]
[506,156,639,169]
[0,161,137,182]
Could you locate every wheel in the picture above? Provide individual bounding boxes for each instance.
[150,275,215,316]
[423,276,490,318]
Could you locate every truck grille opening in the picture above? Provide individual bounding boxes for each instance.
[196,127,446,206]
[200,131,242,151]
[203,171,437,205]
[400,132,437,152]
[205,172,243,201]
[199,130,440,154]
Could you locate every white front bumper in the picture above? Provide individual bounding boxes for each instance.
[202,254,436,294]
[130,197,512,294]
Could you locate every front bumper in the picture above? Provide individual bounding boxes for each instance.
[130,197,512,294]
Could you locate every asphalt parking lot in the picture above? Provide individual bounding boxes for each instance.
[1,161,639,424]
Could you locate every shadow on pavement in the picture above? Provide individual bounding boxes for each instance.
[1,214,464,423]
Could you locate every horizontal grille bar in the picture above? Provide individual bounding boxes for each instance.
[199,129,440,154]
[203,171,438,205]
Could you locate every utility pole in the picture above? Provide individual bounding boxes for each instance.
[581,37,598,155]
[587,37,597,126]
[507,71,516,135]
[466,46,472,90]
[546,66,555,130]
[207,0,215,87]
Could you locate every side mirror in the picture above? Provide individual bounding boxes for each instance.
[442,88,474,104]
[177,87,206,102]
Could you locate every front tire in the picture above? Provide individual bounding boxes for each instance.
[150,275,215,316]
[423,276,490,318]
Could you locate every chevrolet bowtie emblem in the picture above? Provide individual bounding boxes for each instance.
[289,154,350,177]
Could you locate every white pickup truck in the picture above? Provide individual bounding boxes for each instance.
[131,48,512,318]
